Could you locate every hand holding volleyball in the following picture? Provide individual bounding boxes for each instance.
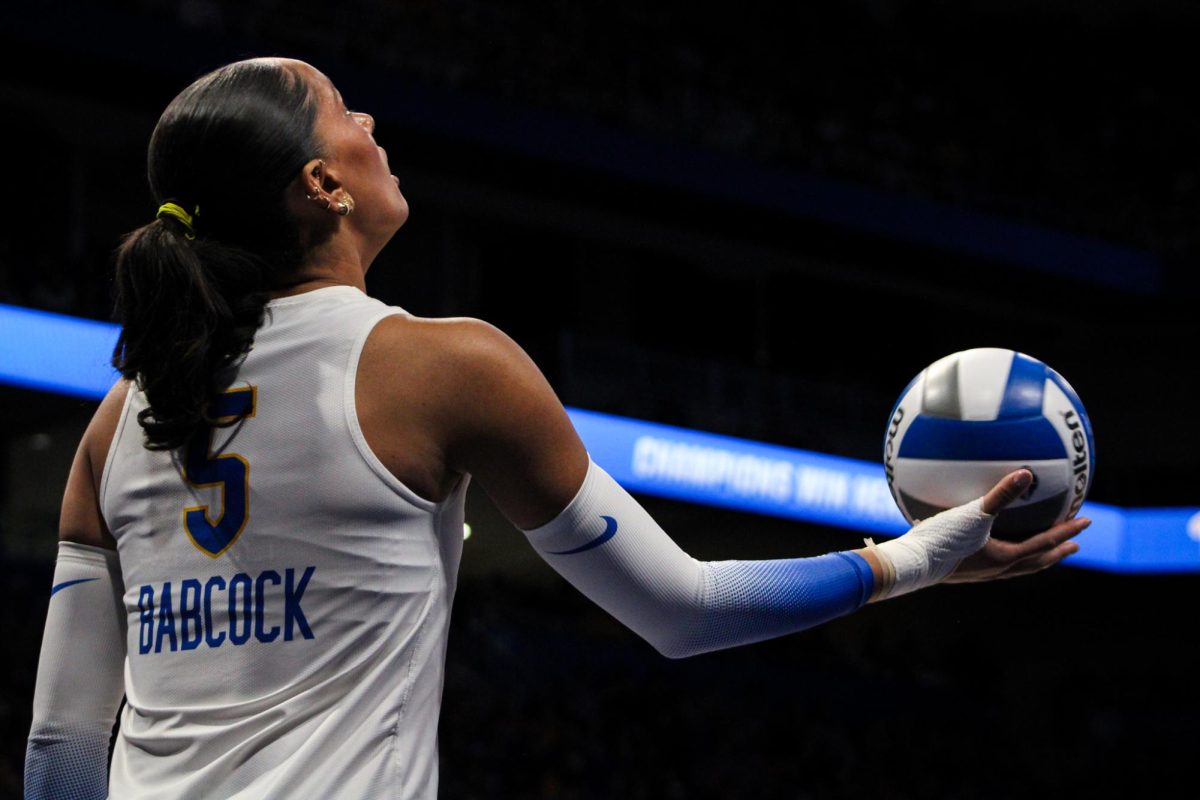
[876,347,1094,588]
[884,348,1095,540]
[944,467,1089,583]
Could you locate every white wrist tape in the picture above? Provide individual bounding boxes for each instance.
[25,541,126,800]
[521,457,874,658]
[869,498,996,599]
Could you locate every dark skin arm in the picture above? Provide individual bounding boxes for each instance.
[58,379,128,550]
[356,316,1086,595]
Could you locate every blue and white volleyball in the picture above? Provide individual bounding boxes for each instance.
[883,348,1095,540]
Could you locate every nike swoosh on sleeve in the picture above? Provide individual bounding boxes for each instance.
[547,515,619,555]
[50,578,98,597]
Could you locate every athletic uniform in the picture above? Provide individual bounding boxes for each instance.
[100,285,469,798]
[29,281,1005,800]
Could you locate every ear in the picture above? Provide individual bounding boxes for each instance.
[293,158,349,217]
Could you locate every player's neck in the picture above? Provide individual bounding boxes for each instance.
[268,247,370,299]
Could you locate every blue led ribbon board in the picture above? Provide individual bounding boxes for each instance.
[569,407,910,537]
[0,303,120,398]
[0,302,1196,572]
[565,407,1200,574]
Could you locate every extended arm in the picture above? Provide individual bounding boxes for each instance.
[520,460,1085,658]
[521,455,875,658]
[431,321,1086,657]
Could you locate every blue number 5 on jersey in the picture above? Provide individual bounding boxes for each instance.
[183,386,256,557]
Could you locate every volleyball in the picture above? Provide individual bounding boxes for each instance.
[883,348,1095,540]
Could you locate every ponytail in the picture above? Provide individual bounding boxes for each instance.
[110,58,320,450]
[112,219,270,450]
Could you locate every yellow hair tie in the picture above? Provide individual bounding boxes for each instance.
[156,202,200,240]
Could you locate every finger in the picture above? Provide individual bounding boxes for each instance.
[995,540,1080,579]
[979,469,1034,516]
[1006,517,1091,559]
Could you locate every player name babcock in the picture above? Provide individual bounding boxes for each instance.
[135,566,317,654]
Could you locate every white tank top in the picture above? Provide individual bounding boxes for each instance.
[100,285,470,799]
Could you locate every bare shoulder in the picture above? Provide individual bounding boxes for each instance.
[358,313,587,528]
[365,313,561,424]
[363,313,532,373]
[354,314,537,503]
[359,314,548,418]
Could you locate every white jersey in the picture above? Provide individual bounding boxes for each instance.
[100,285,470,799]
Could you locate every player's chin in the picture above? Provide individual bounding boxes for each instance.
[377,183,409,225]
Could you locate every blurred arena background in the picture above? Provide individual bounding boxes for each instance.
[1,1,1196,797]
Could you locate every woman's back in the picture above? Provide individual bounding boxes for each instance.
[102,285,469,799]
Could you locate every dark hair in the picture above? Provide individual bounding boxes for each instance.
[112,59,322,450]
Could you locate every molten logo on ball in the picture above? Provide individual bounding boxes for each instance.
[884,406,904,489]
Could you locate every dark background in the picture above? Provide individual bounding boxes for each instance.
[1,1,1196,797]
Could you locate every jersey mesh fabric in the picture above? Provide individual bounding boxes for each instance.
[99,285,469,800]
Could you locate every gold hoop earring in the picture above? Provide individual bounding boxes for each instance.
[336,192,355,216]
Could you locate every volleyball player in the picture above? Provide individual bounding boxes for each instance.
[24,57,1089,799]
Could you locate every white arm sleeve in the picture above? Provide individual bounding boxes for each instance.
[520,456,876,659]
[25,541,127,800]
